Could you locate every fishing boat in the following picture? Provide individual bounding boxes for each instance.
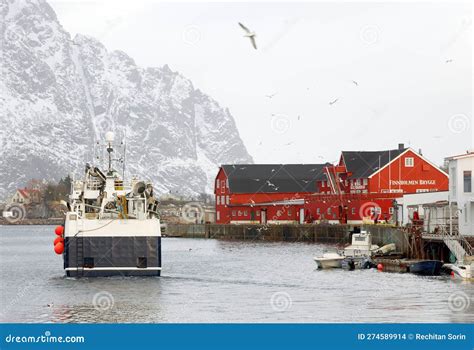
[408,260,443,276]
[313,252,345,269]
[56,132,161,277]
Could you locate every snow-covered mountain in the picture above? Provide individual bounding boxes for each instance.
[0,0,252,199]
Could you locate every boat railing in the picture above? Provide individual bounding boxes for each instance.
[86,179,103,190]
[437,224,473,258]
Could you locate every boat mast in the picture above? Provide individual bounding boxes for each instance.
[105,132,114,175]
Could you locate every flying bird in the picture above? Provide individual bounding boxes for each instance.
[329,98,339,105]
[445,59,453,63]
[352,80,358,86]
[238,22,257,49]
[265,93,277,98]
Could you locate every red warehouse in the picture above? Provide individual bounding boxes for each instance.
[319,144,448,195]
[214,164,328,224]
[214,144,449,224]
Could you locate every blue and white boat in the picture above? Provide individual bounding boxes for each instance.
[62,132,162,277]
[408,260,443,276]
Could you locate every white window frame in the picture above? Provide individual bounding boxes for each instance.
[226,195,229,205]
[216,179,220,188]
[405,157,414,167]
[216,211,220,221]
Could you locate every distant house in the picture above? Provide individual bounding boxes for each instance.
[9,188,41,205]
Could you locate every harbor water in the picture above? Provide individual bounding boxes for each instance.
[1,225,472,323]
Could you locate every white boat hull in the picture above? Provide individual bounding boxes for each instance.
[313,253,344,269]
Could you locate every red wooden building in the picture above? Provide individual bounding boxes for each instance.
[214,144,449,224]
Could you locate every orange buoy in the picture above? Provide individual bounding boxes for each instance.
[377,263,383,271]
[54,237,64,246]
[55,226,64,236]
[54,242,64,255]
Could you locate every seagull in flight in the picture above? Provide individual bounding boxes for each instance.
[329,98,339,105]
[265,93,277,98]
[352,80,358,86]
[238,22,257,49]
[445,59,453,63]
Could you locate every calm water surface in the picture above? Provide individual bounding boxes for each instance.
[0,225,472,323]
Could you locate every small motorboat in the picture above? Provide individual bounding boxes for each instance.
[313,252,345,269]
[409,260,443,276]
[443,263,474,281]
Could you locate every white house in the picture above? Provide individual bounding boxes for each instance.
[397,150,474,237]
[398,191,449,229]
[447,151,474,236]
[9,189,31,204]
[8,188,41,205]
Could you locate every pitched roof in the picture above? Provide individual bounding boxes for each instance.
[221,164,330,194]
[341,148,408,178]
[17,189,30,198]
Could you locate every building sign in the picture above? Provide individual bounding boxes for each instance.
[390,179,436,186]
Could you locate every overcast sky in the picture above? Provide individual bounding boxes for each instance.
[50,0,472,166]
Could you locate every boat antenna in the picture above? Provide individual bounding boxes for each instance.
[122,140,126,180]
[105,131,114,175]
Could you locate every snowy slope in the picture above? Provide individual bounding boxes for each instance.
[0,0,252,199]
